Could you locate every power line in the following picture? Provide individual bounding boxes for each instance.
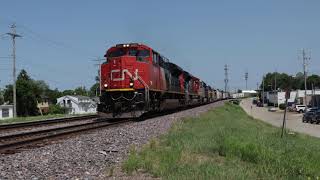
[17,24,97,58]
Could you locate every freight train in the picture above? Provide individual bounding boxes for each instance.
[97,43,229,118]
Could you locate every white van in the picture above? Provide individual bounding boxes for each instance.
[295,105,306,113]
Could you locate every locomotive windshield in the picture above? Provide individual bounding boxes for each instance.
[128,49,150,57]
[107,48,150,58]
[108,49,126,58]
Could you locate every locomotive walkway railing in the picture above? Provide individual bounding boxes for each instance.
[137,75,150,110]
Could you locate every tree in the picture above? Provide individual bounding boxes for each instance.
[74,86,88,96]
[261,72,286,91]
[89,83,100,97]
[307,75,320,89]
[261,72,320,91]
[3,70,44,116]
[46,88,63,104]
[62,89,74,96]
[0,89,4,105]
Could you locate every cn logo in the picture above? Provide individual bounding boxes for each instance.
[111,69,139,81]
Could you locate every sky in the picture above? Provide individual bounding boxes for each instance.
[0,0,319,91]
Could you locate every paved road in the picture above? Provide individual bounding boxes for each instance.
[240,98,320,138]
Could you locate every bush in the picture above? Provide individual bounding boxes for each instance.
[279,103,287,110]
[48,104,67,114]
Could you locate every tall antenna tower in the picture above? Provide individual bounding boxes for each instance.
[245,70,248,90]
[224,64,228,93]
[302,48,311,105]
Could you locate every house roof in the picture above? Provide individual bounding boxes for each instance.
[57,95,97,105]
[74,95,91,101]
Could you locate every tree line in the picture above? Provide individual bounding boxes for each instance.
[261,72,320,91]
[0,69,99,116]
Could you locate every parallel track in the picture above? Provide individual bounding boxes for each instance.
[0,100,228,154]
[0,117,131,154]
[0,115,98,131]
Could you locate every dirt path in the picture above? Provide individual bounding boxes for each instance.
[240,98,320,138]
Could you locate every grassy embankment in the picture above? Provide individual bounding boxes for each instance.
[123,103,320,179]
[0,114,94,125]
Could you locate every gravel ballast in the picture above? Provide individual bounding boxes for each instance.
[0,101,225,179]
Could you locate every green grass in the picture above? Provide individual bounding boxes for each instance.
[122,103,320,179]
[0,113,94,125]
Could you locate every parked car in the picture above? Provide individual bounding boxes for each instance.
[302,111,314,123]
[256,101,263,107]
[310,109,320,124]
[302,108,318,123]
[306,107,319,113]
[295,105,306,113]
[268,107,277,112]
[252,99,257,104]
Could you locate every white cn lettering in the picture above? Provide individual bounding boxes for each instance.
[111,69,139,81]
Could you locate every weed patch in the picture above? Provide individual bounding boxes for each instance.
[123,103,320,179]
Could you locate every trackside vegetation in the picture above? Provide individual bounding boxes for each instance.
[123,103,320,179]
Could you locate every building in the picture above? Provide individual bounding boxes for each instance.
[37,96,49,115]
[0,104,13,120]
[296,90,320,105]
[232,90,257,99]
[242,90,257,97]
[310,95,320,107]
[56,95,97,114]
[268,91,285,106]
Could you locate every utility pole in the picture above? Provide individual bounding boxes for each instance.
[224,64,228,93]
[274,69,277,92]
[92,58,104,96]
[245,70,248,90]
[262,75,265,106]
[7,24,21,118]
[302,49,311,105]
[312,83,315,107]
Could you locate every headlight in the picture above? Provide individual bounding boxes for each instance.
[129,82,134,87]
[104,83,108,88]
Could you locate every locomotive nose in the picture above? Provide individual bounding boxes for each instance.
[109,56,136,89]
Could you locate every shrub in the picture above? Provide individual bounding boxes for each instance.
[48,104,67,114]
[279,103,287,110]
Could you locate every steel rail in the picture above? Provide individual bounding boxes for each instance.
[0,115,98,130]
[0,118,131,153]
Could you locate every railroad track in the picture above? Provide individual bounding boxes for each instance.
[0,117,131,154]
[0,114,98,131]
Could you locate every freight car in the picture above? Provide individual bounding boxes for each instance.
[97,43,226,118]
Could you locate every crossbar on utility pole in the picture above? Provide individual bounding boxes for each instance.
[7,24,21,118]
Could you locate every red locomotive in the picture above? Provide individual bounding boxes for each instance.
[97,43,226,118]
